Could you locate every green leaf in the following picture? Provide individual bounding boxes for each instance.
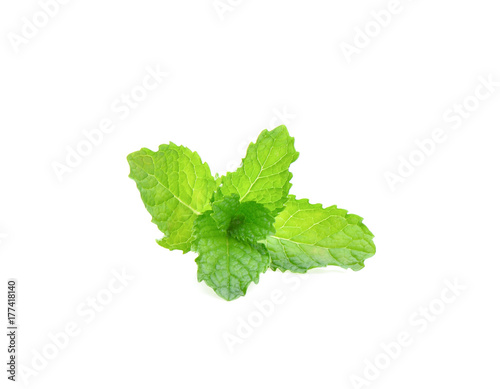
[127,143,216,253]
[127,126,377,301]
[219,126,299,215]
[265,196,376,273]
[210,193,240,230]
[193,212,270,301]
[210,194,276,243]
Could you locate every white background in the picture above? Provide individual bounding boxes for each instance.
[1,1,499,388]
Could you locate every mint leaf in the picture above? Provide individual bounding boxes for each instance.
[211,194,276,243]
[127,126,376,301]
[210,193,240,230]
[219,126,299,215]
[193,212,270,301]
[127,143,216,253]
[265,196,376,273]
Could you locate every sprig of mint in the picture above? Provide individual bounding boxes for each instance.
[127,126,376,301]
